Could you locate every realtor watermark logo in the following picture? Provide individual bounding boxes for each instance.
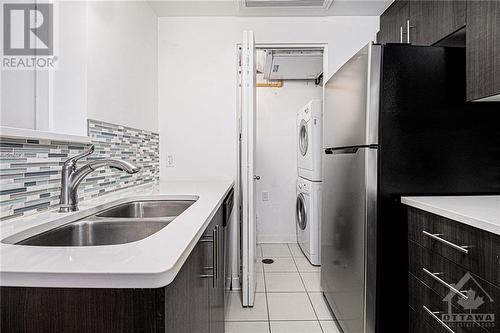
[2,3,58,69]
[442,272,495,329]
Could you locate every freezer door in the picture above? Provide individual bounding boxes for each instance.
[321,147,377,333]
[323,43,381,148]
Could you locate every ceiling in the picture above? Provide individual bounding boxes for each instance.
[147,0,393,17]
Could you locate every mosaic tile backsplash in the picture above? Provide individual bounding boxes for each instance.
[0,119,159,221]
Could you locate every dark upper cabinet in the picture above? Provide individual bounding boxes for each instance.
[409,1,466,46]
[377,1,466,46]
[378,1,500,101]
[377,0,410,44]
[466,1,500,101]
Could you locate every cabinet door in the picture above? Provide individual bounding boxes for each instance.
[467,0,500,101]
[409,1,466,46]
[189,241,210,333]
[377,0,410,44]
[209,210,225,333]
[165,240,209,333]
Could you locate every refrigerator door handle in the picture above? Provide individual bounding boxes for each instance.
[325,145,378,155]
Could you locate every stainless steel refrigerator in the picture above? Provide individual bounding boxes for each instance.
[321,42,500,333]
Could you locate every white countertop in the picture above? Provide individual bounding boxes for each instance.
[0,180,234,288]
[401,196,500,236]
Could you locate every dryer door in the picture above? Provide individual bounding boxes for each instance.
[296,192,307,230]
[299,120,309,157]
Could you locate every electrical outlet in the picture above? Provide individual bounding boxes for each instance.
[262,191,269,201]
[166,154,175,167]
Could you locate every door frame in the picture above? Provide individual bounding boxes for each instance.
[234,41,328,307]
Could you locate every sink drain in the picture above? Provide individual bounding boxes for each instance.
[262,259,274,264]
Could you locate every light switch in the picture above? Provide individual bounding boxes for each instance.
[262,191,269,201]
[166,154,175,167]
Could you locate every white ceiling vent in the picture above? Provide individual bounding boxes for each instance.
[241,0,333,9]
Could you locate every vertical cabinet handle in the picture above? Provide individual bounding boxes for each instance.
[406,20,414,44]
[422,306,455,333]
[213,226,217,288]
[217,225,220,284]
[400,20,414,44]
[200,225,221,288]
[219,224,223,288]
[200,235,214,279]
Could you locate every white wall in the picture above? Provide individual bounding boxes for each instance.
[1,1,158,136]
[1,0,87,136]
[158,16,379,181]
[86,1,158,133]
[1,71,36,130]
[41,1,88,136]
[255,77,322,243]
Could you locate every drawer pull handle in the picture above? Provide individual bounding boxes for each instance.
[200,274,214,279]
[200,236,214,243]
[201,266,214,279]
[422,230,470,254]
[423,306,455,333]
[422,268,468,300]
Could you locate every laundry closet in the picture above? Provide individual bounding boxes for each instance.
[253,48,324,264]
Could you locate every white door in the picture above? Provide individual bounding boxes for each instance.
[240,30,257,307]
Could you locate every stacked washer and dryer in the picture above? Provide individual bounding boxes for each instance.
[296,99,322,266]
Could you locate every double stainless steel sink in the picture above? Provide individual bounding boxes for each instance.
[95,200,193,219]
[10,200,195,247]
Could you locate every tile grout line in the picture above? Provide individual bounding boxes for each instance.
[229,244,329,332]
[288,243,326,333]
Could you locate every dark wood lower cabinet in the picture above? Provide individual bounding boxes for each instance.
[409,306,438,333]
[407,207,499,333]
[209,209,225,333]
[1,287,166,333]
[166,240,210,333]
[1,202,229,333]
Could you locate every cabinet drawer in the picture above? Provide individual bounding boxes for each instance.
[408,207,500,286]
[409,273,491,333]
[409,240,500,331]
[409,306,438,333]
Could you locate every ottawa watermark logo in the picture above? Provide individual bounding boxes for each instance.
[442,272,495,329]
[2,3,58,69]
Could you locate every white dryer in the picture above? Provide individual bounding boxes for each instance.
[297,99,323,182]
[296,177,322,266]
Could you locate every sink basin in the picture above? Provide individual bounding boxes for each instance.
[8,199,197,247]
[96,200,195,218]
[16,220,170,246]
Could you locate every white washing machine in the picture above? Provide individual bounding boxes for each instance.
[297,99,323,182]
[296,177,322,266]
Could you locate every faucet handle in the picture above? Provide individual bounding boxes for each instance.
[64,145,95,166]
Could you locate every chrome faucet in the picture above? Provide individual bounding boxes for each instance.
[59,145,140,212]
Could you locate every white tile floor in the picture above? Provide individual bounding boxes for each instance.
[225,243,342,333]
